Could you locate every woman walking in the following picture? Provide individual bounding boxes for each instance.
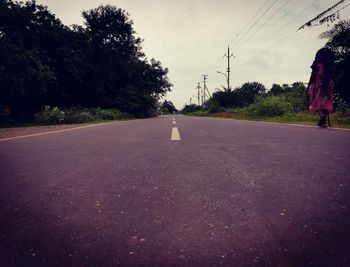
[307,47,335,128]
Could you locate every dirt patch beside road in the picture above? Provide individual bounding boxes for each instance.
[0,124,84,140]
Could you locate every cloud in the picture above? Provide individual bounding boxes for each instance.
[242,50,282,70]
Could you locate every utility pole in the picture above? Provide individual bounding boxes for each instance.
[224,45,235,91]
[201,74,211,102]
[201,74,208,105]
[196,82,201,106]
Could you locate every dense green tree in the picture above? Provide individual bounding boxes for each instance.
[209,90,237,108]
[235,82,266,107]
[181,104,199,113]
[285,82,308,112]
[81,5,171,116]
[0,1,172,122]
[0,0,60,119]
[320,20,350,103]
[160,100,177,114]
[268,84,284,96]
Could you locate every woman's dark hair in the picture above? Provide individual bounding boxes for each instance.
[311,47,335,96]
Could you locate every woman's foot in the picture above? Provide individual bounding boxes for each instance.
[317,116,327,128]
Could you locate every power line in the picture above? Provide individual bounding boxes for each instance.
[266,0,317,40]
[298,0,347,30]
[204,0,271,73]
[204,0,279,86]
[276,1,344,45]
[252,1,350,63]
[231,0,279,49]
[318,2,350,25]
[238,0,319,63]
[235,0,291,51]
[194,0,326,100]
[233,0,272,43]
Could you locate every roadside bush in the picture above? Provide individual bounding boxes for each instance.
[226,107,244,113]
[284,86,308,112]
[34,107,131,124]
[35,106,65,124]
[95,108,130,120]
[251,96,292,116]
[64,108,94,124]
[334,93,350,114]
[181,104,199,114]
[207,103,225,113]
[64,108,130,123]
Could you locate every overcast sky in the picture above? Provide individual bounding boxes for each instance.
[36,0,350,109]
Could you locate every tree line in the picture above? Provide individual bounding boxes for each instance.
[182,82,307,115]
[0,0,172,123]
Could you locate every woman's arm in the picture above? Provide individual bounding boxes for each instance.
[307,69,316,95]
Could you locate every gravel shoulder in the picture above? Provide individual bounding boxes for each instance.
[0,124,86,139]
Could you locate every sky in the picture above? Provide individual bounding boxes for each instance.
[35,0,350,109]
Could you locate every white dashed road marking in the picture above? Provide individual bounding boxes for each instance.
[171,127,181,141]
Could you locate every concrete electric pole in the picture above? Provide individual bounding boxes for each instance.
[196,82,201,106]
[201,74,208,105]
[224,46,235,91]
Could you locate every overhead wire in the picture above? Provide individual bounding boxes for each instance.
[187,0,332,100]
[268,1,350,50]
[237,0,320,64]
[203,0,272,73]
[201,0,282,93]
[316,2,350,26]
[229,0,272,48]
[235,0,291,51]
[231,0,279,49]
[298,0,347,30]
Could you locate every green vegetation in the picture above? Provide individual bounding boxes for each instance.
[189,110,350,128]
[34,106,131,125]
[159,100,177,115]
[184,80,350,128]
[182,21,350,128]
[0,1,171,126]
[321,20,350,104]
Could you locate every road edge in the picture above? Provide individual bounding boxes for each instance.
[184,115,350,131]
[0,120,132,142]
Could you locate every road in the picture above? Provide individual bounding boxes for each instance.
[0,115,350,266]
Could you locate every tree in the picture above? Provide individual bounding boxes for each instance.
[81,5,171,117]
[0,0,61,120]
[0,2,172,122]
[181,104,199,113]
[285,82,308,112]
[235,82,266,107]
[268,84,284,96]
[209,90,237,109]
[320,20,350,104]
[160,100,177,114]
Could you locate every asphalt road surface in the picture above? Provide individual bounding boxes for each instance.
[1,115,350,267]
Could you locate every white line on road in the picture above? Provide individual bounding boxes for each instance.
[0,121,128,142]
[171,127,181,141]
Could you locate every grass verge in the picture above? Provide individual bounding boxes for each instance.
[186,111,350,129]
